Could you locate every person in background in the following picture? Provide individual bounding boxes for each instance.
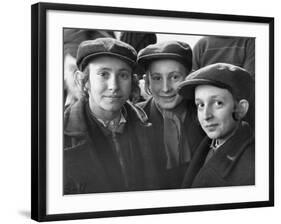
[178,63,255,188]
[63,29,115,107]
[64,38,157,194]
[192,36,255,77]
[120,31,157,102]
[137,41,205,189]
[192,36,255,128]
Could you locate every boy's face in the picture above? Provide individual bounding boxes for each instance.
[147,59,187,110]
[195,85,238,142]
[86,56,132,116]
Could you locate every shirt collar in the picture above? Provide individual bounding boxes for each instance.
[97,112,126,129]
[210,139,220,152]
[210,123,241,152]
[94,109,127,134]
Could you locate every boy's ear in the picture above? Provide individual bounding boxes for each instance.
[235,99,249,120]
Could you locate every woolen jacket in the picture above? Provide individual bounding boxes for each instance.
[63,98,158,194]
[182,122,255,188]
[138,98,205,189]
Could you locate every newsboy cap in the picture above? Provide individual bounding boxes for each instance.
[178,63,254,101]
[137,41,192,71]
[64,29,115,58]
[76,37,137,71]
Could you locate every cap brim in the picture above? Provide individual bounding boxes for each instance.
[177,79,217,99]
[79,52,136,71]
[137,53,189,68]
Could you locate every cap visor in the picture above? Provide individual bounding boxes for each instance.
[138,53,186,65]
[178,79,215,99]
[79,52,136,71]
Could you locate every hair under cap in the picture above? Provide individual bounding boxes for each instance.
[177,63,254,101]
[76,37,137,71]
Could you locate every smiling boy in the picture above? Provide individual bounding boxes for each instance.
[137,41,205,189]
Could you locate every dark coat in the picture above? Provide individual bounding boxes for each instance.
[182,122,255,188]
[63,98,158,194]
[138,98,205,189]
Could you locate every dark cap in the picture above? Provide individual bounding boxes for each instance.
[76,37,137,71]
[64,29,115,58]
[137,41,192,71]
[178,63,254,101]
[120,32,157,52]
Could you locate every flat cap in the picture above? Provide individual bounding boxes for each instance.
[178,63,254,101]
[64,29,115,58]
[137,40,192,71]
[76,37,137,71]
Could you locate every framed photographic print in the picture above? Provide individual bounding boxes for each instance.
[31,2,274,222]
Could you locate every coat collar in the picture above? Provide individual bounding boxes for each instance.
[140,98,196,122]
[64,98,150,137]
[138,97,163,126]
[181,137,211,187]
[206,122,254,178]
[64,98,88,137]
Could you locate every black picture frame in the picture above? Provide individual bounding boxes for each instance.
[31,2,274,222]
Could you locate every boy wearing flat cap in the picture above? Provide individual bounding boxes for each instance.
[63,29,115,107]
[178,63,255,188]
[63,38,157,194]
[137,41,205,189]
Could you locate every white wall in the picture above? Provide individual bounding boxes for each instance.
[0,0,279,223]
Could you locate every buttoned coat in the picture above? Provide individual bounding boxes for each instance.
[138,98,205,189]
[182,122,255,188]
[63,98,158,194]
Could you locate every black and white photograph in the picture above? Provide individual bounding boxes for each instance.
[63,29,255,195]
[30,2,274,222]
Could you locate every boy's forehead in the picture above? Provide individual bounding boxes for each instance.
[195,85,233,98]
[149,59,186,70]
[88,56,132,69]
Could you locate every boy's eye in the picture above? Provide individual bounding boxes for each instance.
[98,71,110,77]
[171,75,180,80]
[196,102,204,110]
[119,72,130,80]
[215,101,223,107]
[170,73,183,81]
[151,75,161,81]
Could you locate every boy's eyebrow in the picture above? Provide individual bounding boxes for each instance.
[195,98,204,104]
[96,67,131,72]
[150,72,161,76]
[195,95,226,101]
[118,68,131,72]
[168,71,184,76]
[97,67,112,71]
[209,95,226,99]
